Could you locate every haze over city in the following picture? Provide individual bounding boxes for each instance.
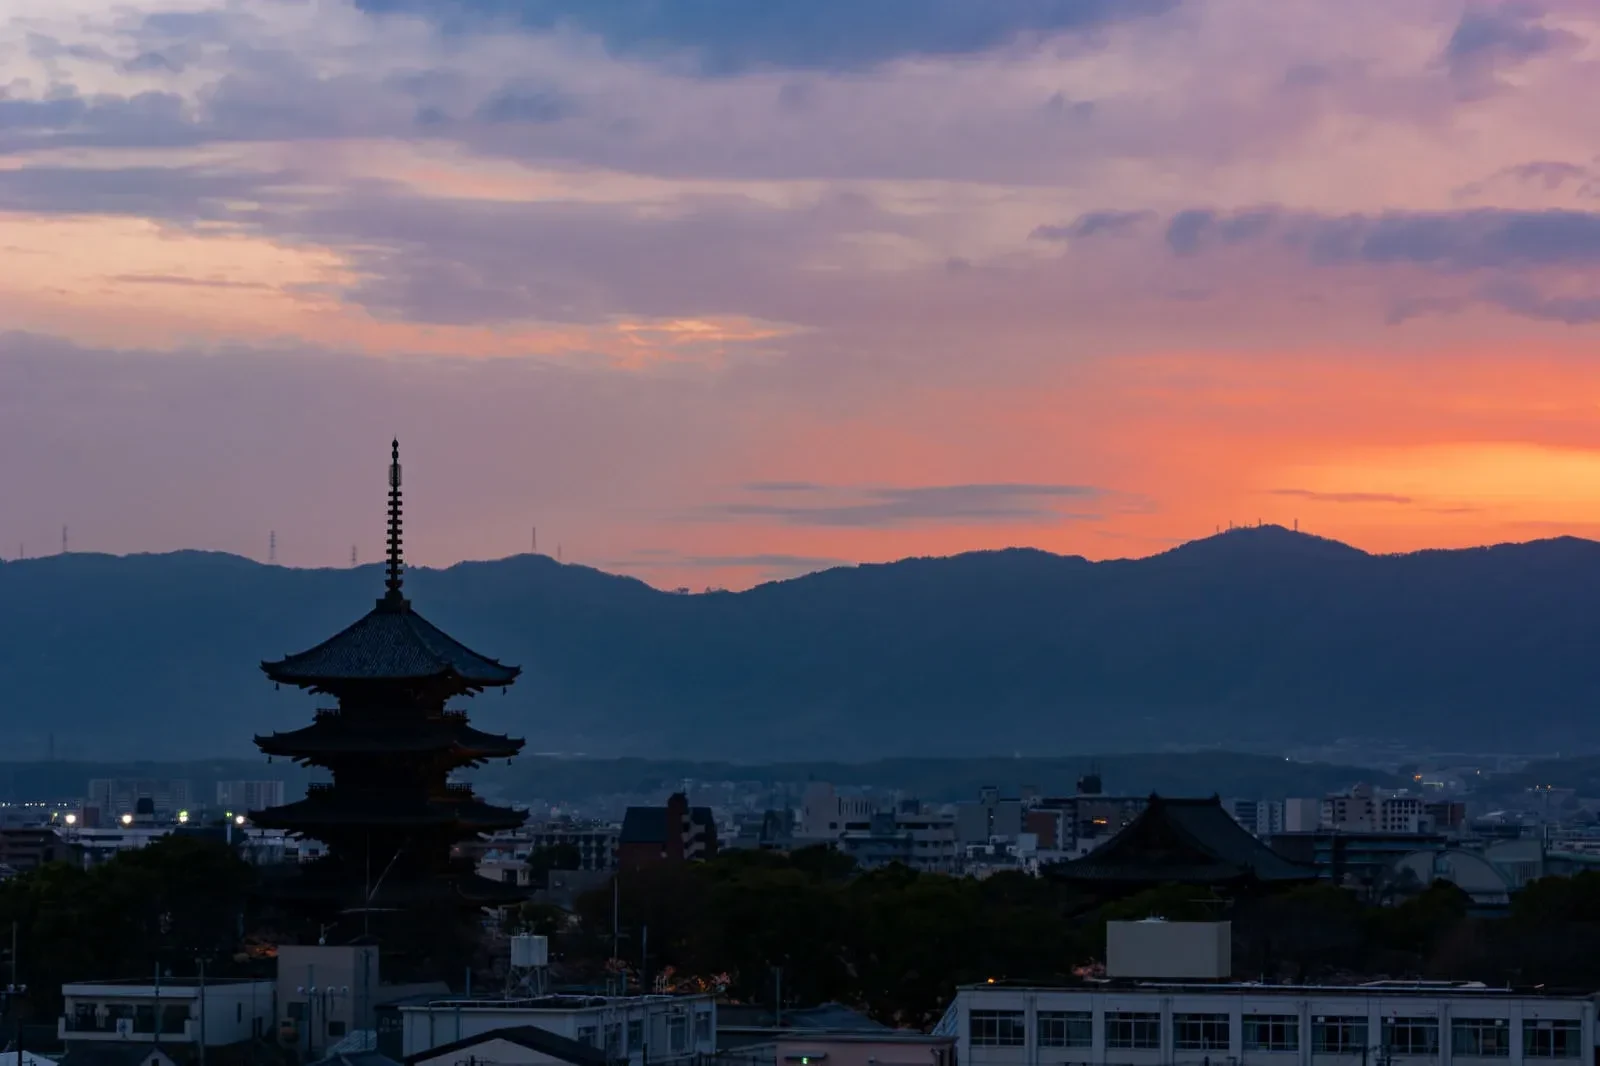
[3,1,1600,589]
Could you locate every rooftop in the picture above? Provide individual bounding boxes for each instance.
[261,601,520,690]
[964,978,1598,1000]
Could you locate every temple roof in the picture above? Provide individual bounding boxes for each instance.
[250,788,526,832]
[255,713,524,759]
[262,440,520,691]
[1054,794,1314,885]
[262,596,520,689]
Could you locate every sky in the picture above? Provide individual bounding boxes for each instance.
[3,0,1600,589]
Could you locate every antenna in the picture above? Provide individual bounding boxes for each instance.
[61,525,68,555]
[556,543,562,563]
[532,526,538,555]
[351,544,358,567]
[269,530,277,565]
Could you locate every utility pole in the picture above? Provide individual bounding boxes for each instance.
[196,958,207,1066]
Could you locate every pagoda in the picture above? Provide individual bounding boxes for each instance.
[251,440,527,915]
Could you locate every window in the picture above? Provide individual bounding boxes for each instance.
[1037,1011,1092,1049]
[1243,1015,1298,1052]
[327,1020,346,1038]
[1175,1013,1229,1051]
[1383,1017,1439,1056]
[577,1026,598,1048]
[236,1004,243,1024]
[1313,1017,1367,1054]
[1453,1018,1511,1057]
[1524,1020,1583,1059]
[669,1013,688,1052]
[695,1011,712,1044]
[1106,1012,1161,1050]
[970,1011,1026,1047]
[628,1019,644,1050]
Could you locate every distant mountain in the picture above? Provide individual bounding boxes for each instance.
[2,525,1598,760]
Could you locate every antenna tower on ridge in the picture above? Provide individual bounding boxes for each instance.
[269,530,277,565]
[61,525,68,555]
[351,544,358,567]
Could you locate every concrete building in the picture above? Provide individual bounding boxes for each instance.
[956,790,1024,847]
[617,794,717,869]
[86,780,193,820]
[216,780,286,813]
[395,994,716,1066]
[1282,798,1321,833]
[839,803,957,873]
[946,981,1596,1066]
[522,822,620,871]
[277,945,382,1056]
[0,827,80,874]
[59,977,277,1049]
[799,783,875,839]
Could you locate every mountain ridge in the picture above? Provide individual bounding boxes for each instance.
[3,525,1599,760]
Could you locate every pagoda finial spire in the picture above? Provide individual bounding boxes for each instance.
[383,438,406,607]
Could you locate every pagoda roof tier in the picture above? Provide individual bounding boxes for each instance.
[255,712,524,760]
[261,594,520,692]
[251,789,526,833]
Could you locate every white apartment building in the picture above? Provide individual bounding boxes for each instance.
[60,978,277,1047]
[947,981,1595,1066]
[399,993,716,1066]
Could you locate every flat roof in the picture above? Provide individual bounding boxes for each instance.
[399,993,713,1012]
[66,978,274,990]
[963,980,1596,1000]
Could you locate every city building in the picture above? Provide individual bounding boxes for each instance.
[251,441,527,918]
[521,822,620,871]
[1268,830,1448,896]
[392,994,716,1066]
[718,1002,953,1066]
[944,918,1598,1066]
[955,788,1024,847]
[798,783,876,839]
[946,978,1595,1066]
[617,794,717,869]
[838,803,958,873]
[0,827,80,874]
[59,977,277,1049]
[216,780,287,812]
[85,780,193,821]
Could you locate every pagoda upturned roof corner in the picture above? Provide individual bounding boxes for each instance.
[261,597,520,689]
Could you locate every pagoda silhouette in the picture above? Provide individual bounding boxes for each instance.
[251,440,527,922]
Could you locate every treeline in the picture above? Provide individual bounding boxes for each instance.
[15,839,1600,1034]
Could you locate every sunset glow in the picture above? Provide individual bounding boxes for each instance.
[4,0,1600,588]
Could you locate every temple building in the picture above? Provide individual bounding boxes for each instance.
[251,441,528,926]
[1051,794,1315,892]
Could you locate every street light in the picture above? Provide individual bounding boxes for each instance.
[64,813,77,826]
[120,813,133,826]
[177,811,190,825]
[234,815,247,826]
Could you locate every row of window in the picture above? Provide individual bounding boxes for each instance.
[970,1011,1583,1058]
[575,1012,712,1056]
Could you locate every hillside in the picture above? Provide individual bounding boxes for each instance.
[1,526,1597,760]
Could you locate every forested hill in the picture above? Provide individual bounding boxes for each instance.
[1,525,1597,760]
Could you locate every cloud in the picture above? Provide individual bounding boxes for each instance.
[350,0,1178,74]
[710,483,1103,527]
[1142,205,1600,270]
[1031,210,1151,242]
[1443,2,1579,84]
[1271,488,1414,505]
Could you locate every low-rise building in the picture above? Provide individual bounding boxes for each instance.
[59,977,277,1049]
[394,994,716,1066]
[617,795,717,870]
[945,979,1596,1066]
